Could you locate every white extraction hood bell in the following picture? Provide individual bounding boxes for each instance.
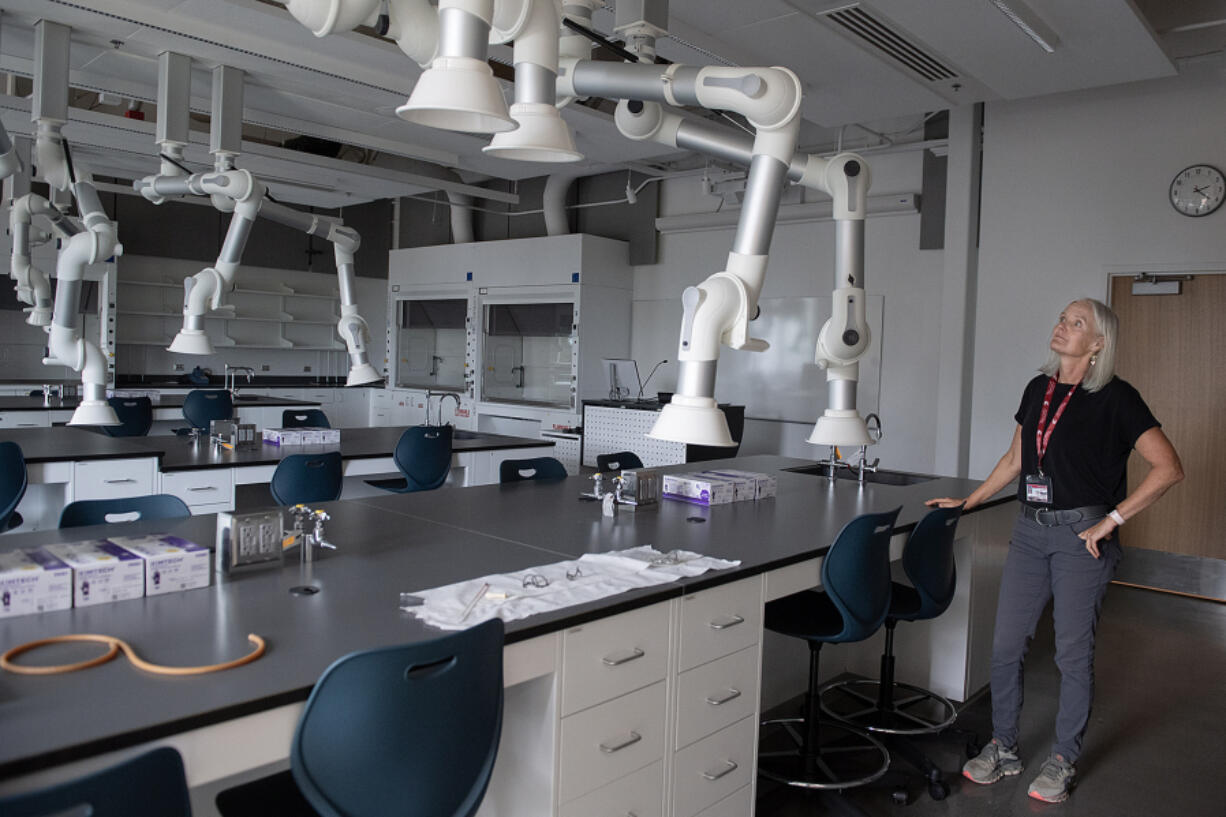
[647,396,736,447]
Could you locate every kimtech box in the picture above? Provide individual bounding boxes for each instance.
[262,428,304,446]
[44,541,145,607]
[662,473,736,506]
[695,470,755,502]
[704,469,778,500]
[108,535,211,596]
[0,548,73,617]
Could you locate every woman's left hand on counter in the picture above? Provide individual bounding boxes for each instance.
[1078,517,1118,559]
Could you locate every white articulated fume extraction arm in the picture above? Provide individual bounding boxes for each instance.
[613,101,876,448]
[131,167,383,387]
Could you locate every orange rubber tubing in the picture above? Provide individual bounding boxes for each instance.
[1,633,266,676]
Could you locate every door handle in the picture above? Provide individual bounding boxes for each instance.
[599,731,642,754]
[602,647,645,667]
[708,614,745,630]
[705,688,742,706]
[701,760,738,781]
[103,478,137,484]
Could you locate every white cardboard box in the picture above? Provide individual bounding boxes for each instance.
[44,541,145,607]
[696,470,754,502]
[108,535,211,595]
[0,548,73,617]
[262,428,303,446]
[662,473,736,506]
[704,469,778,500]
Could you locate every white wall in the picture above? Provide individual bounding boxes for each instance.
[630,151,946,473]
[970,63,1226,476]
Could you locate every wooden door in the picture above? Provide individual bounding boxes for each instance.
[1111,274,1225,559]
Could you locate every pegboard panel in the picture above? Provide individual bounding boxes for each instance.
[583,406,685,467]
[541,432,582,474]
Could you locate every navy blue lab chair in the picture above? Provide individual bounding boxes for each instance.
[596,451,644,472]
[0,441,27,531]
[181,389,233,432]
[758,507,901,792]
[282,409,331,429]
[101,396,153,437]
[269,452,343,506]
[821,505,965,801]
[365,425,452,493]
[214,618,505,817]
[498,456,567,483]
[0,746,192,817]
[60,494,191,529]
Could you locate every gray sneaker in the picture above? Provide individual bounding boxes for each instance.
[1028,753,1075,803]
[962,738,1023,785]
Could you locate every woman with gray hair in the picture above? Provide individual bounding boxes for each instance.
[928,297,1183,803]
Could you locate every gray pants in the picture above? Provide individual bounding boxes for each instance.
[990,514,1121,762]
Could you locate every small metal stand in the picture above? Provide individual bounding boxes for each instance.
[287,506,333,596]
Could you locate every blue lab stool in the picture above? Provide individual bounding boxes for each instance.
[101,396,153,437]
[282,409,331,428]
[270,452,343,506]
[596,450,643,472]
[498,456,567,483]
[59,494,191,529]
[365,425,452,493]
[0,746,192,817]
[820,504,965,802]
[758,508,900,791]
[0,441,27,531]
[215,618,505,817]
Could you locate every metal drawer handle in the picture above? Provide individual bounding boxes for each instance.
[188,486,218,492]
[18,423,39,427]
[708,614,745,630]
[103,478,137,484]
[701,760,738,781]
[705,688,742,706]
[602,647,645,667]
[599,731,642,754]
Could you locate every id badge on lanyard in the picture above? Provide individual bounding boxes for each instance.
[1025,378,1077,506]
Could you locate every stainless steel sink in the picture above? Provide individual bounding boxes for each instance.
[784,465,938,486]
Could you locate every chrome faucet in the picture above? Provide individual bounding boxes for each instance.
[428,390,462,425]
[224,364,255,398]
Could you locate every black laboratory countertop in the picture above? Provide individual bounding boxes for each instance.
[0,455,1012,778]
[0,427,552,468]
[0,394,322,413]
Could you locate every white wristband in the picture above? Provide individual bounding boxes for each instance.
[1108,509,1125,526]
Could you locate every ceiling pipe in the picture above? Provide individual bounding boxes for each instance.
[542,171,583,235]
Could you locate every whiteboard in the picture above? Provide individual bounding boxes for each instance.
[632,295,883,425]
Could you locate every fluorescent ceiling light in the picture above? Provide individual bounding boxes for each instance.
[990,0,1060,53]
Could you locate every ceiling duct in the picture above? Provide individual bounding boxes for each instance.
[817,4,959,84]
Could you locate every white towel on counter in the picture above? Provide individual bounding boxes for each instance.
[403,546,740,631]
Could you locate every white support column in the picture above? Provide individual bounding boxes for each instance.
[933,103,983,478]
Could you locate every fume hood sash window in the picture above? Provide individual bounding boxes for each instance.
[395,297,468,390]
[481,301,576,409]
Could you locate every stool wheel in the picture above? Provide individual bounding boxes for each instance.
[928,778,949,800]
[891,786,910,805]
[820,678,959,735]
[759,716,890,791]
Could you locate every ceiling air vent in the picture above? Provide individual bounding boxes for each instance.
[819,5,958,83]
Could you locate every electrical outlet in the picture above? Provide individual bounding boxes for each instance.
[173,363,184,371]
[261,364,270,371]
[303,365,311,372]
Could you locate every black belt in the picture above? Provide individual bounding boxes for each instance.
[1020,504,1111,527]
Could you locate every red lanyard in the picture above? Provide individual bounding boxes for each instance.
[1035,377,1077,473]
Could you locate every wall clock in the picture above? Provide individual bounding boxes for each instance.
[1169,164,1225,217]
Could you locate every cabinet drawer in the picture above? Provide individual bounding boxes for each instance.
[562,601,669,715]
[73,458,157,501]
[676,645,760,750]
[161,469,234,511]
[0,411,50,428]
[671,716,757,817]
[678,577,762,672]
[558,759,663,817]
[559,681,666,803]
[694,785,752,817]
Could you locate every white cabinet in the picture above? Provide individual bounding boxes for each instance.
[160,468,234,515]
[671,715,757,817]
[557,759,663,817]
[561,602,670,716]
[72,458,157,501]
[0,412,50,429]
[558,681,668,803]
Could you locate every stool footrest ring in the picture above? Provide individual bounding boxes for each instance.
[819,678,959,735]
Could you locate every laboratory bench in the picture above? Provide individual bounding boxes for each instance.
[0,393,322,431]
[0,456,1017,817]
[0,426,554,527]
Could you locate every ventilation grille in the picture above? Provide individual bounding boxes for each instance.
[821,5,958,83]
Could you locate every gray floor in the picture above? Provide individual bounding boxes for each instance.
[757,585,1226,816]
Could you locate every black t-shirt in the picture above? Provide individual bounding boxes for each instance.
[1014,374,1159,509]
